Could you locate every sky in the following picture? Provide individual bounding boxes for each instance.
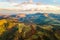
[0,0,60,8]
[0,0,60,5]
[0,0,59,8]
[0,0,60,14]
[0,0,60,9]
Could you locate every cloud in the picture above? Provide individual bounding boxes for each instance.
[0,2,18,6]
[0,1,60,14]
[0,2,18,8]
[10,4,60,13]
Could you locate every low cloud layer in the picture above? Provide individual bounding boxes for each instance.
[0,2,60,14]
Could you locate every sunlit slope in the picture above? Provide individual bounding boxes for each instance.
[0,19,17,35]
[0,18,60,40]
[0,19,7,35]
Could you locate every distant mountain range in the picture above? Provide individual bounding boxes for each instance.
[10,13,60,25]
[0,13,60,25]
[18,13,60,25]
